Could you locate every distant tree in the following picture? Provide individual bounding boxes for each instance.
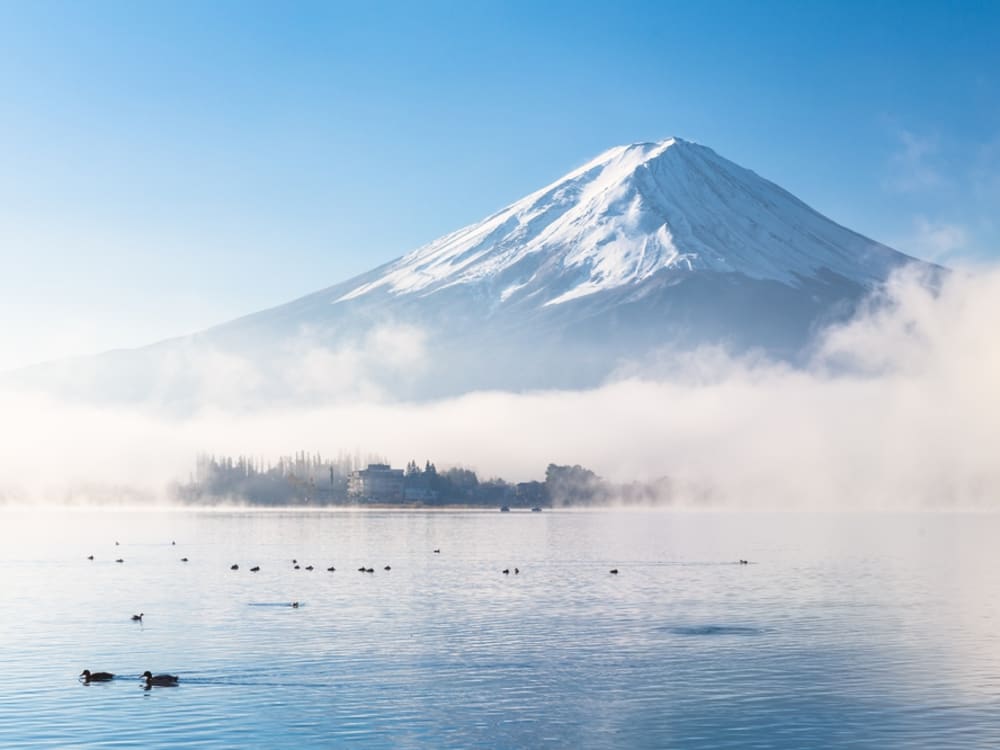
[443,467,478,497]
[516,481,547,506]
[476,477,513,505]
[544,463,607,506]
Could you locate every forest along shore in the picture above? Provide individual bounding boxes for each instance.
[171,453,676,508]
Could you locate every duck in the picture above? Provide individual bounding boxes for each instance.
[290,602,300,608]
[383,565,391,571]
[87,555,94,561]
[80,669,114,682]
[433,549,441,554]
[326,566,336,572]
[502,568,510,575]
[294,564,301,570]
[131,613,143,622]
[115,558,124,563]
[305,565,314,571]
[141,671,178,687]
[250,566,260,572]
[610,568,619,575]
[180,557,189,562]
[357,566,366,572]
[739,559,749,565]
[230,564,239,570]
[365,568,374,573]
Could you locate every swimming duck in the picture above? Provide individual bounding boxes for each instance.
[115,558,124,563]
[131,613,143,622]
[87,555,94,560]
[739,559,749,565]
[80,669,114,682]
[365,568,374,573]
[383,565,391,571]
[141,671,178,686]
[180,557,189,562]
[250,566,260,572]
[294,564,301,570]
[610,568,619,575]
[230,564,239,570]
[502,569,510,575]
[290,602,300,608]
[327,566,336,572]
[305,565,314,571]
[433,549,441,554]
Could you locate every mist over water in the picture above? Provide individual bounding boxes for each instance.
[1,266,998,508]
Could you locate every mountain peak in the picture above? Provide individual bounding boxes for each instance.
[560,138,693,191]
[578,137,678,168]
[335,138,910,309]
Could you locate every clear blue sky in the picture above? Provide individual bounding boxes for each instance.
[0,0,997,369]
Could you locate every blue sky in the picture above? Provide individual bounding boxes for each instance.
[0,0,997,369]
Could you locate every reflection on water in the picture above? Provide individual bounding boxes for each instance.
[1,508,999,748]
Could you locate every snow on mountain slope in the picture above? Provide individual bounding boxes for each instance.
[336,138,907,309]
[6,137,932,407]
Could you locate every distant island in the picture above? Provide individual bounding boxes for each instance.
[171,453,675,508]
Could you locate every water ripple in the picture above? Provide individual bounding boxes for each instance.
[1,509,1000,748]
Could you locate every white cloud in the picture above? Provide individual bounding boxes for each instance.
[281,322,429,403]
[901,215,969,262]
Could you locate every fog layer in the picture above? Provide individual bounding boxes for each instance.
[1,266,997,508]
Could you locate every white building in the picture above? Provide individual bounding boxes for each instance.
[347,463,405,502]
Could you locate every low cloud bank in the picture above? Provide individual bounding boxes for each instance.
[1,266,998,508]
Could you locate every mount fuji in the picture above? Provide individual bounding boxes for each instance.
[12,138,930,406]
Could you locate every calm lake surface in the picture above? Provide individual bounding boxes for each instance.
[1,508,999,748]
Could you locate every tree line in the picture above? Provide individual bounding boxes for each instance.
[171,453,674,507]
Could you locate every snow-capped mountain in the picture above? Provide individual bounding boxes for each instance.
[338,138,902,307]
[9,138,928,406]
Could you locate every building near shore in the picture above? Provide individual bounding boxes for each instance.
[347,463,405,503]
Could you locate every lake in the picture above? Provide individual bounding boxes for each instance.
[1,508,998,748]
